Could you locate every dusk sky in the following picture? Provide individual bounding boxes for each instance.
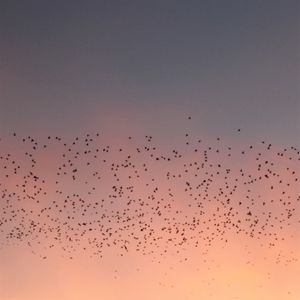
[0,1,299,300]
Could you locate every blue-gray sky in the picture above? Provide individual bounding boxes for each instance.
[0,0,299,142]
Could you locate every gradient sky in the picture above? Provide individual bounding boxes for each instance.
[1,0,299,139]
[0,1,299,300]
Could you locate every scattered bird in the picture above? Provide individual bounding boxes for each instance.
[0,117,298,266]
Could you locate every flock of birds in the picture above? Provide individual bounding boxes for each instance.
[0,118,299,263]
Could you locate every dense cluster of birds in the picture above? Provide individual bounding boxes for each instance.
[0,118,299,262]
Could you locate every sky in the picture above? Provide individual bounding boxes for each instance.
[0,1,299,300]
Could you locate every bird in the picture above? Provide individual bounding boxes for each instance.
[0,118,298,271]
